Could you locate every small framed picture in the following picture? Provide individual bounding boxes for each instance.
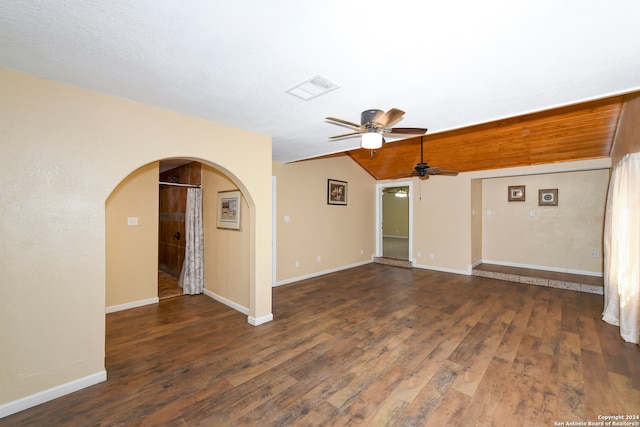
[508,185,525,202]
[539,189,558,206]
[328,179,347,205]
[217,190,241,230]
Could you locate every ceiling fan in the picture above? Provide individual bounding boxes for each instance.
[326,108,427,149]
[410,136,459,180]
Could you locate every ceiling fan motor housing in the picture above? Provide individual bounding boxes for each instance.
[361,109,384,126]
[415,162,429,176]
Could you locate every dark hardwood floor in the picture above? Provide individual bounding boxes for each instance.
[2,264,639,426]
[158,270,183,300]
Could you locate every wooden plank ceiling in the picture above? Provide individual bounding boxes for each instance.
[343,95,624,180]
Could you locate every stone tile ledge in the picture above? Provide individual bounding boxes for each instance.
[374,257,413,269]
[472,269,604,295]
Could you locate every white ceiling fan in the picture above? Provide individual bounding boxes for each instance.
[326,108,428,149]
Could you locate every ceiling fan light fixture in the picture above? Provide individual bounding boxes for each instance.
[361,131,383,149]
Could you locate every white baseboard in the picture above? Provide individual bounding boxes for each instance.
[0,370,106,419]
[413,263,471,276]
[274,259,374,287]
[248,313,274,326]
[202,289,273,326]
[481,259,603,277]
[105,297,159,313]
[470,260,483,269]
[202,289,249,315]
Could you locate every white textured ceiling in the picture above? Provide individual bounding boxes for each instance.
[1,1,640,163]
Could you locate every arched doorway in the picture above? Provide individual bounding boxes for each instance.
[105,158,254,318]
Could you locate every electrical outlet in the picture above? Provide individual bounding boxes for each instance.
[295,260,300,268]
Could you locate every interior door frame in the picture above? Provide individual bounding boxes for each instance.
[376,180,414,261]
[272,176,276,286]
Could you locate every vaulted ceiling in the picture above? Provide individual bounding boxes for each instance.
[344,94,626,180]
[1,2,639,165]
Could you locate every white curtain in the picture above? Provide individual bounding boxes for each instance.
[602,152,640,344]
[179,187,204,295]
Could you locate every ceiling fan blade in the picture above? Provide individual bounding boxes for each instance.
[375,108,405,127]
[387,127,428,135]
[329,131,363,139]
[428,167,459,176]
[411,171,430,180]
[326,116,363,130]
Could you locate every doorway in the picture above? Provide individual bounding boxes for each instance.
[376,181,413,261]
[158,160,202,299]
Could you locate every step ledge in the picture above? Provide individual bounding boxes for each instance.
[471,269,603,295]
[374,257,413,269]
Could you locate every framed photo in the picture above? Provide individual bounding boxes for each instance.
[217,190,241,230]
[539,188,558,206]
[508,185,525,202]
[328,179,347,205]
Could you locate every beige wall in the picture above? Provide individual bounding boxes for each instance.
[202,165,250,308]
[611,94,640,165]
[381,159,611,275]
[106,163,159,308]
[0,67,272,410]
[383,190,409,237]
[410,175,473,273]
[482,169,609,274]
[273,156,376,284]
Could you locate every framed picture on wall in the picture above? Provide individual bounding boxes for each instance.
[539,188,558,206]
[328,179,347,205]
[508,185,526,202]
[217,190,241,230]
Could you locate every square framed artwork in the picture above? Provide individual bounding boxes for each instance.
[508,185,525,202]
[327,179,347,205]
[538,188,558,206]
[217,190,241,230]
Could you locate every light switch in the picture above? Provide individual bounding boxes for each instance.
[127,217,138,226]
[284,215,291,222]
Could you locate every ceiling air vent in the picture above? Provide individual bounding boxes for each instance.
[286,74,339,101]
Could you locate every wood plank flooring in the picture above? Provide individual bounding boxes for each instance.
[158,270,183,300]
[2,264,639,426]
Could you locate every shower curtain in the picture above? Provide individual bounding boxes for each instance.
[602,152,640,344]
[179,187,204,295]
